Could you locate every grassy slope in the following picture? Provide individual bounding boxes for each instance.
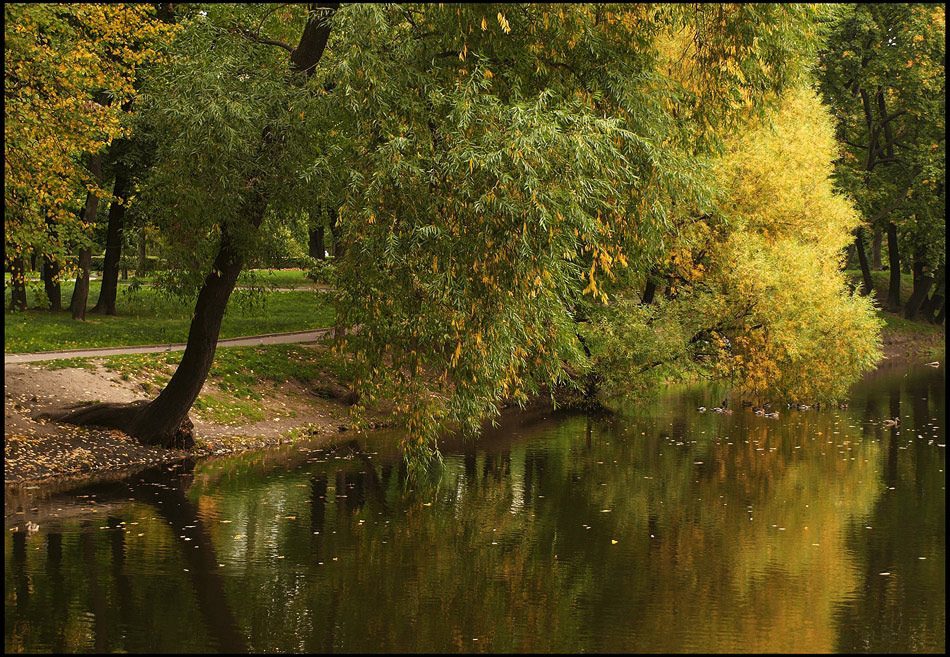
[844,269,946,360]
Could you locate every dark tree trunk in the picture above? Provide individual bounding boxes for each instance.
[29,251,37,272]
[92,165,130,314]
[55,4,339,449]
[641,278,656,305]
[70,248,93,320]
[904,261,934,321]
[844,243,856,271]
[69,153,103,321]
[43,256,62,312]
[8,254,28,311]
[925,293,944,324]
[308,225,326,260]
[935,301,946,325]
[136,229,147,276]
[871,230,883,270]
[855,226,873,296]
[886,221,901,311]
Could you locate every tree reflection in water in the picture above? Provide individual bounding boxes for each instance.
[3,363,945,653]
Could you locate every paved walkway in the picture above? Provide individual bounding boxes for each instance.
[4,328,333,364]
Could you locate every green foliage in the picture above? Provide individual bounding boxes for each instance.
[817,4,945,269]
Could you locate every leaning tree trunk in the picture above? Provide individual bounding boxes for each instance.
[92,165,130,315]
[935,301,946,325]
[885,221,901,311]
[854,226,873,296]
[55,3,340,449]
[69,152,103,321]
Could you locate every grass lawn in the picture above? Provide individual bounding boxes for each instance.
[4,280,335,353]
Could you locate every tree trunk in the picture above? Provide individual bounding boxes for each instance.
[70,248,93,320]
[55,4,339,449]
[43,256,62,312]
[871,230,883,270]
[136,228,147,276]
[855,226,873,296]
[925,292,944,324]
[8,254,28,311]
[69,153,103,321]
[844,243,856,271]
[641,278,656,305]
[308,225,326,260]
[904,261,934,321]
[935,301,946,325]
[886,221,901,310]
[92,166,130,315]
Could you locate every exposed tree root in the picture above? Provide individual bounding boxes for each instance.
[42,401,195,450]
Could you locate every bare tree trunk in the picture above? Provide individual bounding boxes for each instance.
[92,165,130,315]
[855,226,873,296]
[70,153,103,321]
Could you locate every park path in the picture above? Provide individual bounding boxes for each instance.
[4,328,333,364]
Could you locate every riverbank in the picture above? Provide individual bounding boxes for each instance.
[3,342,380,486]
[4,308,944,486]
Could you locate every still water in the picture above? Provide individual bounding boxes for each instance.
[5,361,945,653]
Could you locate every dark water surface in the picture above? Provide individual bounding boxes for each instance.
[5,361,945,653]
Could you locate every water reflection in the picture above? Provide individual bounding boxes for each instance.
[5,363,945,653]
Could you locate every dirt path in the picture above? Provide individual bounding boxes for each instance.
[4,328,333,364]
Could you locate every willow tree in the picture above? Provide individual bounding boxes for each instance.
[324,4,822,458]
[59,3,820,456]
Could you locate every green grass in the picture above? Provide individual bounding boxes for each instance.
[89,344,348,426]
[4,280,335,353]
[843,268,915,305]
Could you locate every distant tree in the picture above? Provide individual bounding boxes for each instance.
[818,3,945,308]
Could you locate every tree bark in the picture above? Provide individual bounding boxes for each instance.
[885,221,901,310]
[309,225,326,260]
[871,230,883,270]
[924,292,944,324]
[935,301,945,325]
[43,256,62,312]
[904,260,934,321]
[69,153,104,321]
[641,278,656,305]
[92,165,131,314]
[56,3,340,448]
[855,226,873,296]
[8,254,28,311]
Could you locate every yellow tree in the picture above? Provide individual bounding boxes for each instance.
[709,86,883,402]
[4,3,173,311]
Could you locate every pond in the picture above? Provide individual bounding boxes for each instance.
[4,361,945,653]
